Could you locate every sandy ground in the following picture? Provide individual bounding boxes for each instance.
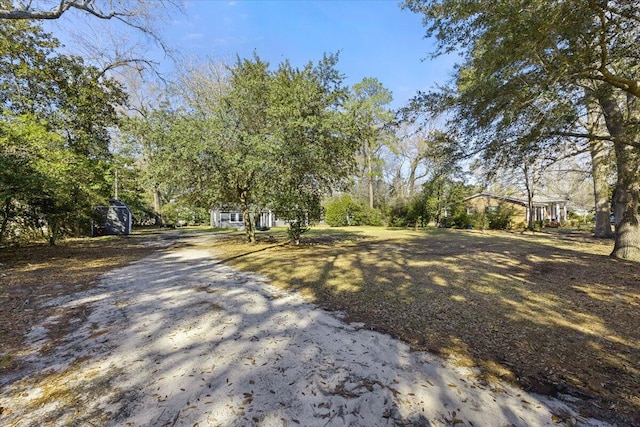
[0,236,612,426]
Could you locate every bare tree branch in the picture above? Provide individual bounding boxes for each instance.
[0,0,183,57]
[1,0,126,20]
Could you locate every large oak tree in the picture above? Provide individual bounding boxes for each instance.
[405,0,640,260]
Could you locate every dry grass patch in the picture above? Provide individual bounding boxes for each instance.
[0,233,164,373]
[204,226,640,426]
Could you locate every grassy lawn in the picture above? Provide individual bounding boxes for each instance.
[204,226,640,425]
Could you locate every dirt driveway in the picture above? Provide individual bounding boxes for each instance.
[0,235,611,426]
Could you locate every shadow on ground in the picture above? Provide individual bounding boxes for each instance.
[214,228,639,426]
[0,234,587,426]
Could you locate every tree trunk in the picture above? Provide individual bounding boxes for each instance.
[611,142,640,260]
[48,219,59,246]
[366,147,374,209]
[239,188,255,243]
[153,185,163,227]
[585,89,614,238]
[597,90,640,261]
[407,157,419,197]
[590,139,614,238]
[523,163,535,231]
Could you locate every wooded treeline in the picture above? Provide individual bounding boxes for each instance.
[1,1,639,260]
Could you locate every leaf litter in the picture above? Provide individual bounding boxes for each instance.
[0,229,630,426]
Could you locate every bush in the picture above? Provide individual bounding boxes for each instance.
[515,221,528,231]
[160,204,209,226]
[388,196,432,228]
[324,195,383,227]
[160,203,179,224]
[324,195,353,226]
[472,214,489,230]
[486,204,518,230]
[352,204,384,226]
[388,203,410,227]
[447,203,472,229]
[286,212,309,244]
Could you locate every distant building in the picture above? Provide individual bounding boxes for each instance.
[93,200,132,236]
[463,193,569,224]
[209,209,287,230]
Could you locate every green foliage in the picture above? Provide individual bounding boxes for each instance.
[0,20,126,244]
[456,203,517,231]
[351,204,384,226]
[150,54,358,243]
[388,194,432,228]
[404,0,640,259]
[0,114,108,244]
[324,194,383,227]
[160,203,179,224]
[388,203,410,227]
[471,212,489,231]
[485,203,518,230]
[440,202,473,229]
[388,178,473,229]
[188,207,210,225]
[286,210,311,244]
[344,77,394,208]
[1,20,125,159]
[159,203,209,226]
[118,108,187,224]
[324,195,356,227]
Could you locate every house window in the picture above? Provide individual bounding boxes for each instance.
[229,212,242,223]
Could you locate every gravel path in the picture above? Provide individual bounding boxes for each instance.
[0,239,611,426]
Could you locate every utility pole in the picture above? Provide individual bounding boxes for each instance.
[114,168,119,200]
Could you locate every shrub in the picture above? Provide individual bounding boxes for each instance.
[515,221,528,230]
[324,195,383,227]
[486,203,518,230]
[472,213,489,230]
[324,195,354,226]
[388,196,432,228]
[388,203,410,227]
[352,204,384,226]
[447,203,472,229]
[160,203,179,224]
[286,211,310,244]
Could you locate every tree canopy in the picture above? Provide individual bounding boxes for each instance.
[344,77,394,210]
[140,54,358,243]
[0,19,126,244]
[404,0,640,260]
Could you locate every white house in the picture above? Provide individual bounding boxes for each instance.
[209,209,287,229]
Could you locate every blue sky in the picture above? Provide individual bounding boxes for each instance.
[43,0,458,110]
[166,0,457,109]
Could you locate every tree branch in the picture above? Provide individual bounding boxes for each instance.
[588,0,640,98]
[0,0,124,20]
[98,58,159,79]
[551,131,613,142]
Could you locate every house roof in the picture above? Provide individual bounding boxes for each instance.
[463,192,568,207]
